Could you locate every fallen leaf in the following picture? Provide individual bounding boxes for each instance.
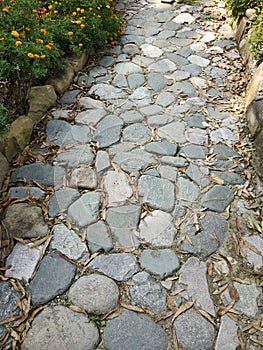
[237,327,246,350]
[171,301,194,324]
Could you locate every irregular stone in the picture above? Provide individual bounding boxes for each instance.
[211,171,244,185]
[187,128,208,144]
[140,105,163,116]
[147,72,168,91]
[148,114,173,127]
[180,144,208,159]
[182,63,202,76]
[123,123,151,143]
[188,54,210,67]
[177,177,200,207]
[139,210,177,246]
[75,108,107,126]
[28,85,57,122]
[103,309,168,350]
[141,43,163,57]
[68,274,119,314]
[79,96,105,108]
[185,164,210,188]
[114,62,142,74]
[112,74,128,88]
[127,73,145,89]
[113,149,157,172]
[21,306,99,350]
[100,55,115,67]
[129,272,167,312]
[5,243,44,281]
[11,162,65,186]
[8,186,45,199]
[120,110,144,124]
[161,156,188,167]
[174,310,215,350]
[178,257,215,315]
[159,165,178,181]
[51,223,89,261]
[244,235,263,270]
[69,168,98,189]
[28,253,76,305]
[95,150,111,173]
[173,13,195,24]
[138,175,175,212]
[129,87,151,107]
[158,121,186,144]
[59,90,80,106]
[68,192,100,227]
[148,59,176,73]
[89,83,127,100]
[103,171,133,206]
[2,203,48,239]
[92,115,123,148]
[140,249,180,279]
[202,185,234,212]
[210,127,236,143]
[171,81,196,97]
[246,98,263,137]
[0,153,10,188]
[144,141,177,156]
[212,143,240,159]
[156,92,175,107]
[86,221,113,253]
[88,253,139,281]
[215,315,239,350]
[123,43,140,55]
[0,282,19,339]
[48,188,80,217]
[55,145,94,167]
[171,70,191,81]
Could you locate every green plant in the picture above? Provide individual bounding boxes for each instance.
[250,8,263,60]
[224,0,263,17]
[0,103,13,135]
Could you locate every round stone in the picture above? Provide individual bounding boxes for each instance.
[68,274,119,314]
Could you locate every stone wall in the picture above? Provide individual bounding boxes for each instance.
[0,53,88,188]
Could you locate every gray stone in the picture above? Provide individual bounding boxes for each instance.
[244,235,263,270]
[161,156,188,167]
[148,59,176,73]
[114,62,143,74]
[140,249,180,279]
[68,192,100,227]
[222,282,260,318]
[138,175,175,212]
[176,47,192,57]
[178,257,215,316]
[120,110,144,124]
[95,150,111,173]
[51,224,89,261]
[69,168,98,189]
[184,114,207,129]
[202,185,234,212]
[182,64,202,76]
[123,43,140,55]
[86,221,113,253]
[180,144,208,159]
[129,272,167,313]
[185,164,210,188]
[171,70,191,81]
[148,114,173,127]
[113,149,157,172]
[28,85,57,121]
[103,309,168,350]
[127,73,145,89]
[75,109,106,127]
[21,306,99,350]
[141,43,163,57]
[144,141,177,156]
[5,243,44,281]
[68,274,119,314]
[55,145,94,167]
[156,91,175,107]
[174,311,215,350]
[215,315,239,350]
[173,13,195,24]
[171,81,196,97]
[8,186,45,199]
[112,74,128,88]
[59,90,80,106]
[0,282,19,339]
[177,177,200,207]
[129,87,151,107]
[188,54,210,67]
[89,83,127,100]
[92,115,123,148]
[159,165,178,181]
[139,210,177,246]
[28,253,76,305]
[187,128,208,144]
[123,123,152,143]
[147,72,168,91]
[88,253,139,281]
[140,105,163,116]
[158,121,186,144]
[3,203,48,239]
[211,171,244,185]
[100,55,115,67]
[210,127,236,143]
[167,103,191,114]
[48,188,80,217]
[133,55,154,68]
[11,162,65,186]
[103,171,133,206]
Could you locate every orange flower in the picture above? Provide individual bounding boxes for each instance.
[40,55,46,59]
[89,7,93,11]
[0,38,5,41]
[80,24,85,29]
[78,43,83,47]
[15,40,22,46]
[34,54,40,58]
[11,30,19,38]
[80,8,85,13]
[2,6,9,12]
[36,38,44,44]
[72,11,77,16]
[48,5,53,10]
[76,20,81,24]
[25,27,30,31]
[27,52,34,58]
[54,10,58,14]
[40,28,47,34]
[68,31,74,36]
[97,14,101,18]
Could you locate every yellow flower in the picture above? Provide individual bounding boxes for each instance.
[72,11,77,16]
[40,55,46,59]
[76,7,80,11]
[32,9,38,13]
[76,20,81,24]
[0,38,5,41]
[46,44,52,49]
[89,7,93,11]
[68,31,74,36]
[34,54,40,58]
[27,52,34,58]
[25,27,30,31]
[54,10,58,14]
[15,40,22,46]
[48,5,53,10]
[11,30,19,38]
[2,6,9,12]
[36,38,44,44]
[78,43,83,47]
[80,24,85,29]
[80,8,85,13]
[97,14,101,18]
[106,5,110,8]
[40,28,47,34]
[97,6,101,10]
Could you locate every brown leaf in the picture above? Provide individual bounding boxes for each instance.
[217,299,236,316]
[210,173,224,185]
[196,309,216,326]
[120,303,144,313]
[237,327,246,350]
[228,282,239,302]
[167,295,177,312]
[171,301,194,324]
[68,305,87,315]
[207,262,214,276]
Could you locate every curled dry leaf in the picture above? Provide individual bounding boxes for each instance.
[171,301,195,324]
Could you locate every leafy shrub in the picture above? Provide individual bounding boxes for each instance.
[0,103,13,135]
[0,0,123,117]
[224,0,263,17]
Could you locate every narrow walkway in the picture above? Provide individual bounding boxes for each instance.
[1,0,262,349]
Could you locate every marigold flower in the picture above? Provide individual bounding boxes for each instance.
[97,14,101,18]
[106,5,110,8]
[89,7,93,11]
[76,20,81,24]
[40,55,46,59]
[72,11,77,16]
[25,27,30,31]
[27,52,34,58]
[34,54,40,58]
[40,28,47,34]
[20,33,26,39]
[48,5,52,10]
[54,10,58,14]
[11,30,19,38]
[80,24,85,29]
[68,31,74,36]
[36,38,44,44]
[41,7,47,13]
[78,43,83,47]
[46,44,52,49]
[97,6,101,10]
[76,7,80,11]
[32,9,38,13]
[15,40,22,46]
[2,6,9,12]
[80,9,85,13]
[0,38,5,41]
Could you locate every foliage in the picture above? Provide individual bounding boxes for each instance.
[0,103,13,135]
[224,0,263,17]
[0,0,124,117]
[250,8,263,60]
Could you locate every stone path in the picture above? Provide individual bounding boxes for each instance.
[1,0,263,349]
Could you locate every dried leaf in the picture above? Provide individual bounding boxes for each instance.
[228,282,239,302]
[210,173,224,185]
[237,327,246,350]
[120,303,144,313]
[167,295,177,312]
[208,262,214,276]
[196,309,216,326]
[171,301,194,324]
[217,299,236,316]
[68,305,87,314]
[213,283,228,295]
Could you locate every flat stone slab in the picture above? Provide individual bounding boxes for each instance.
[138,175,175,212]
[114,62,143,74]
[244,235,263,270]
[55,145,94,167]
[129,271,167,313]
[51,223,89,261]
[3,203,48,239]
[120,110,144,124]
[139,210,177,246]
[113,149,157,173]
[68,274,119,314]
[178,257,215,316]
[144,141,177,156]
[88,253,139,281]
[86,221,113,253]
[185,164,210,188]
[148,59,176,73]
[103,309,168,350]
[174,310,215,350]
[8,186,45,199]
[11,162,65,186]
[173,13,195,24]
[177,177,200,207]
[179,144,208,159]
[28,253,76,305]
[89,83,127,100]
[157,121,186,144]
[103,171,133,206]
[215,315,239,350]
[5,243,44,281]
[202,185,234,212]
[95,150,111,173]
[140,249,180,279]
[123,123,151,143]
[141,43,163,58]
[92,115,123,148]
[68,192,100,227]
[69,168,98,189]
[48,188,80,217]
[147,72,168,91]
[21,306,99,350]
[212,143,241,159]
[0,282,19,339]
[75,109,107,126]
